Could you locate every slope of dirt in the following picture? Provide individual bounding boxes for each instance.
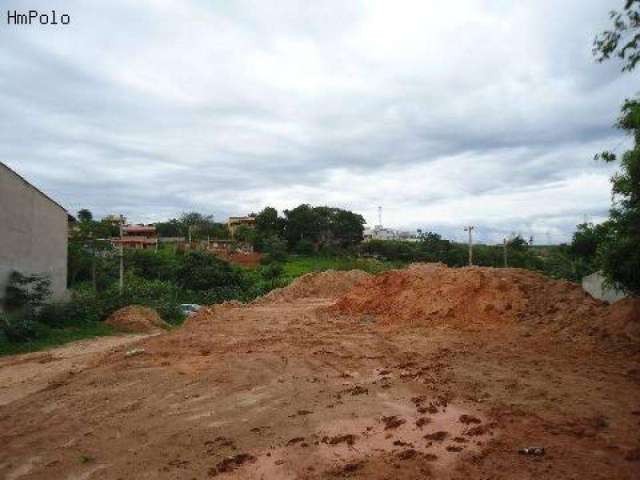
[603,298,640,341]
[254,269,371,304]
[105,305,168,333]
[0,334,154,407]
[0,266,638,479]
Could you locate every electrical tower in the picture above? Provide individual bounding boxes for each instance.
[464,225,475,266]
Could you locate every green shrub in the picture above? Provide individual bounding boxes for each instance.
[0,310,39,343]
[126,248,181,282]
[36,288,104,328]
[176,251,243,291]
[293,239,315,255]
[3,271,51,311]
[260,235,288,263]
[259,263,284,281]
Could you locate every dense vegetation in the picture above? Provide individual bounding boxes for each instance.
[591,0,640,295]
[360,232,602,283]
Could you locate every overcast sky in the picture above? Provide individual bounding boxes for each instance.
[1,1,637,243]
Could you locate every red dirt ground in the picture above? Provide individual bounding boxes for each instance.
[105,305,169,334]
[0,265,639,479]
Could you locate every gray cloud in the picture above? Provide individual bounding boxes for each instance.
[1,0,637,242]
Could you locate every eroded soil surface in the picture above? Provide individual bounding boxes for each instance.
[0,334,154,407]
[0,298,639,479]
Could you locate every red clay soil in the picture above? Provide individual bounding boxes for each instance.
[0,266,639,479]
[104,305,169,333]
[254,270,371,304]
[331,263,639,350]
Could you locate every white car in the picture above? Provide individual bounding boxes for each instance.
[179,304,202,316]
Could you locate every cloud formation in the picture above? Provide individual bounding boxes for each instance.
[1,0,637,243]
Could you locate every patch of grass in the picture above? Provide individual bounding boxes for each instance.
[0,322,114,357]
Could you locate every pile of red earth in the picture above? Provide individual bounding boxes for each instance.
[254,270,372,304]
[330,263,640,348]
[105,305,169,333]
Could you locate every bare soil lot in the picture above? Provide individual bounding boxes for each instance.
[0,266,639,479]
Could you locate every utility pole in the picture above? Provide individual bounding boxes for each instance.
[503,238,508,268]
[464,225,475,266]
[119,215,124,294]
[89,232,97,291]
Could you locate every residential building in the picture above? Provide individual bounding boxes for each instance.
[0,162,68,306]
[363,225,399,241]
[112,224,158,250]
[227,215,256,238]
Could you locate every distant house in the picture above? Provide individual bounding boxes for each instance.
[0,162,68,306]
[363,225,398,241]
[227,215,256,239]
[112,224,158,250]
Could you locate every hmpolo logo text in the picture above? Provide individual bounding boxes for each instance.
[7,10,70,25]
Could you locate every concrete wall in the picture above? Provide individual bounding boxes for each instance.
[0,163,68,306]
[582,271,627,304]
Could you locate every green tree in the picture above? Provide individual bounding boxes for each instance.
[593,0,640,72]
[284,204,323,247]
[595,99,640,294]
[234,224,256,244]
[283,205,365,250]
[261,235,288,263]
[175,251,242,291]
[77,209,93,223]
[155,219,183,237]
[293,239,315,255]
[331,209,365,247]
[593,3,640,295]
[570,222,609,260]
[155,212,229,240]
[255,207,284,236]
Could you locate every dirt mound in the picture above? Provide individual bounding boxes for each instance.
[331,263,609,331]
[254,270,372,304]
[601,298,640,341]
[105,305,169,333]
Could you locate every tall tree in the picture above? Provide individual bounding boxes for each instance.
[283,204,323,247]
[331,209,365,247]
[592,1,640,295]
[255,207,284,237]
[77,209,93,223]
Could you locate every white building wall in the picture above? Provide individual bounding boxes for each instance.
[0,163,68,306]
[582,272,627,304]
